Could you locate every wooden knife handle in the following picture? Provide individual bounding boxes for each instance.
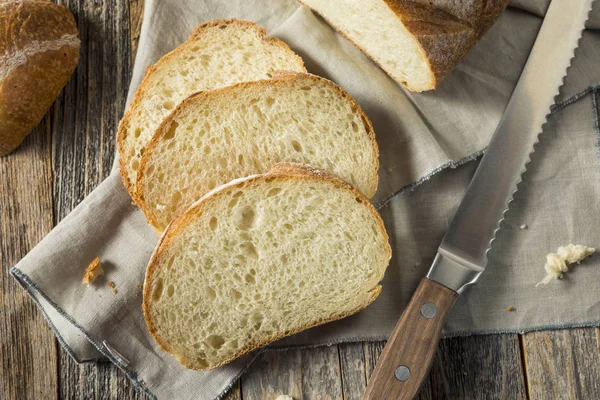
[363,278,458,400]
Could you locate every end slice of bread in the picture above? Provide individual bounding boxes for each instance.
[117,19,306,200]
[136,72,379,231]
[143,163,391,370]
[299,0,508,91]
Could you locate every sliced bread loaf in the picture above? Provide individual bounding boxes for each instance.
[136,72,379,231]
[117,19,306,199]
[143,163,391,370]
[298,0,509,91]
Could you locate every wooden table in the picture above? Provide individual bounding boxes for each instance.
[1,1,599,399]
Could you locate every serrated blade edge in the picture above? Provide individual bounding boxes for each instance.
[427,0,595,293]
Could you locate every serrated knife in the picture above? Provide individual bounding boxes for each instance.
[363,0,594,398]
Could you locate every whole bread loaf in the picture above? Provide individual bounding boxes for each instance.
[0,0,80,155]
[298,0,509,91]
[117,19,306,200]
[143,163,391,370]
[136,72,379,231]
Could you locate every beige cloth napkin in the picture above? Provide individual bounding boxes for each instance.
[11,1,600,398]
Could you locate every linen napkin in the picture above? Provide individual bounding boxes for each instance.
[10,1,600,398]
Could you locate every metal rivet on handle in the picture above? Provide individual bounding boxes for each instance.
[395,365,410,382]
[421,302,437,319]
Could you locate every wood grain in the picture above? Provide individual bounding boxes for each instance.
[363,278,459,400]
[49,0,146,398]
[339,343,367,399]
[522,328,600,399]
[242,346,344,399]
[0,117,58,399]
[430,334,526,399]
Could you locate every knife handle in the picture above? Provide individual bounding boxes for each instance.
[363,278,458,400]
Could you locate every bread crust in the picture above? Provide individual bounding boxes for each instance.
[298,0,509,91]
[135,72,380,230]
[143,162,391,370]
[0,1,79,155]
[117,19,306,202]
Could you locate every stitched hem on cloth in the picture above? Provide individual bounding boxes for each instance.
[10,267,158,400]
[376,83,600,210]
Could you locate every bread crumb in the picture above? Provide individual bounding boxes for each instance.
[387,167,393,173]
[112,288,118,295]
[82,257,104,285]
[462,371,468,376]
[107,281,115,289]
[275,396,294,400]
[136,284,143,290]
[536,244,595,286]
[520,224,528,230]
[506,306,514,312]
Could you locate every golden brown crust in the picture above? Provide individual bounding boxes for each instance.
[299,0,509,91]
[117,19,306,201]
[0,1,79,155]
[135,72,379,230]
[143,162,391,370]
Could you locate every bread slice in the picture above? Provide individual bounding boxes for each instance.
[117,19,305,199]
[136,72,379,231]
[143,163,391,370]
[298,0,508,91]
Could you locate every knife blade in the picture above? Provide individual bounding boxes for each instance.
[363,1,594,399]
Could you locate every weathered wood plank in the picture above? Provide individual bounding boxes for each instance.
[365,334,525,400]
[429,334,526,399]
[128,0,144,64]
[0,117,59,399]
[50,0,145,398]
[522,328,600,399]
[242,346,343,399]
[338,343,366,400]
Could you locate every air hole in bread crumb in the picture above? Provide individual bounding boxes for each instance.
[291,140,302,152]
[240,242,258,260]
[265,97,275,108]
[163,100,175,110]
[267,188,282,197]
[300,86,311,91]
[131,159,140,171]
[229,340,238,348]
[134,128,141,138]
[237,207,256,230]
[228,198,239,209]
[205,286,216,300]
[206,335,225,349]
[230,288,242,300]
[171,191,182,205]
[209,217,218,231]
[281,255,288,264]
[245,273,256,284]
[167,284,174,297]
[351,121,359,133]
[355,197,362,203]
[152,278,164,301]
[164,121,179,140]
[232,191,243,198]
